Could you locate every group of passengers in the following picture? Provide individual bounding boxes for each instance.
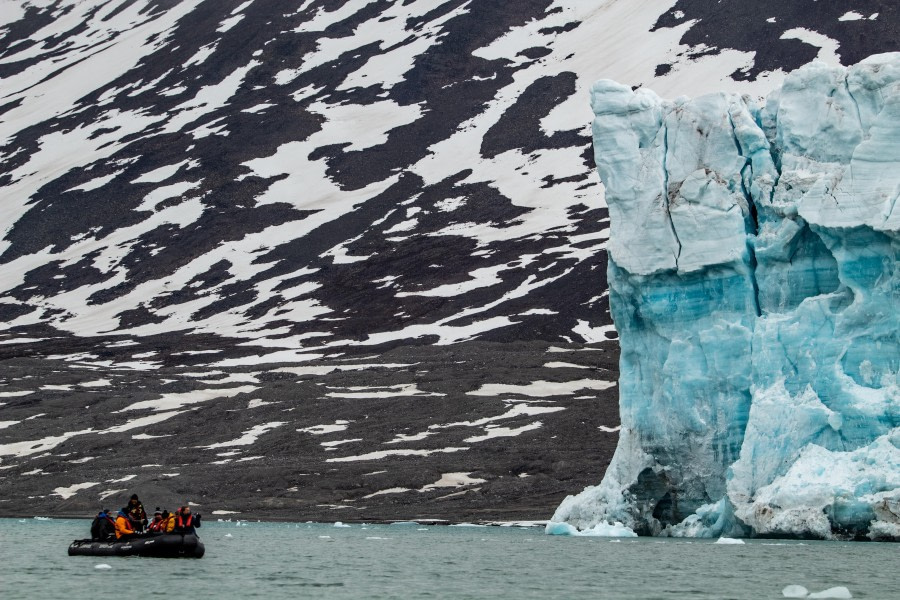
[90,493,201,542]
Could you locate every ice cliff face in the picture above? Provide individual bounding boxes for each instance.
[550,54,900,540]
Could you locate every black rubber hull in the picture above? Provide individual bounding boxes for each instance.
[68,534,205,558]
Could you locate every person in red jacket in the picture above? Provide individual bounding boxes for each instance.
[146,508,164,532]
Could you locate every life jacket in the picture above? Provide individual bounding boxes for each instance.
[147,518,163,532]
[175,513,193,528]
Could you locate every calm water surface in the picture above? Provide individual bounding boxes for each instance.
[1,518,897,599]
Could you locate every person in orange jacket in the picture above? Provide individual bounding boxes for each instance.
[115,508,138,540]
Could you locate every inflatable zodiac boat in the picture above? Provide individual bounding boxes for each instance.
[68,533,205,558]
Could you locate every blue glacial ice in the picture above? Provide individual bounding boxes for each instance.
[545,520,637,537]
[548,54,900,540]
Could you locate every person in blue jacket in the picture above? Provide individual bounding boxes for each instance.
[90,509,116,541]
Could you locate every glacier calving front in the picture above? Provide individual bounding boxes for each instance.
[549,54,900,539]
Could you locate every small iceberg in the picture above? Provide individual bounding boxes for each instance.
[545,521,637,537]
[94,564,112,570]
[333,521,351,528]
[809,588,852,599]
[783,585,853,599]
[714,537,745,545]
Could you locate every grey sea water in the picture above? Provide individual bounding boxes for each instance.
[0,518,897,599]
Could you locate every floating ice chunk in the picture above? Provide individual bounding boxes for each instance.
[333,522,351,528]
[808,588,852,599]
[545,521,637,537]
[94,564,112,570]
[785,587,854,599]
[714,537,745,545]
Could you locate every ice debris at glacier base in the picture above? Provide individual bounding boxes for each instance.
[549,53,899,540]
[545,520,637,537]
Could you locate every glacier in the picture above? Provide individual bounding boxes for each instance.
[548,54,900,540]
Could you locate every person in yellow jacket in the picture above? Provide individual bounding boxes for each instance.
[155,509,176,533]
[115,508,138,540]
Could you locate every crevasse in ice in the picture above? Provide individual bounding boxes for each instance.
[548,54,900,540]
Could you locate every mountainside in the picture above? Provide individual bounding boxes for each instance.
[1,0,897,521]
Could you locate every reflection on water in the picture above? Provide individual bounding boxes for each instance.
[0,518,897,599]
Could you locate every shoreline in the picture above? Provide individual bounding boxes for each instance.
[3,513,549,528]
